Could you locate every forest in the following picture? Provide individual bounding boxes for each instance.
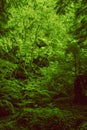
[0,0,87,129]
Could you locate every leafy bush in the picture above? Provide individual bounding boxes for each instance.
[0,79,22,109]
[20,87,51,108]
[0,59,17,80]
[16,108,65,130]
[16,108,84,130]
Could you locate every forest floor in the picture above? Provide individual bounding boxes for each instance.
[0,96,87,130]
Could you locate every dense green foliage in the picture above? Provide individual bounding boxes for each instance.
[0,0,87,129]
